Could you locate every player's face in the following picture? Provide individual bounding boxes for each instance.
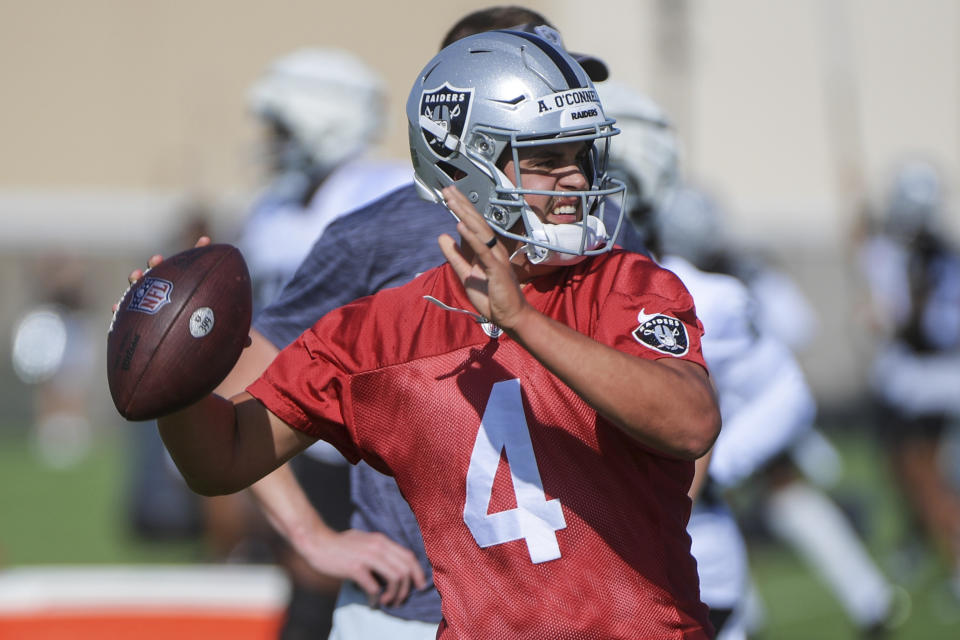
[502,141,591,226]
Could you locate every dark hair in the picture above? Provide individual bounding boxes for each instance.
[440,5,554,49]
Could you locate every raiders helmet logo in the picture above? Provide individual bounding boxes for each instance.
[632,308,689,356]
[419,82,473,159]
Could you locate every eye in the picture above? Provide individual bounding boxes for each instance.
[523,155,556,170]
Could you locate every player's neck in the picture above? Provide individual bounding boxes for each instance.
[514,259,562,284]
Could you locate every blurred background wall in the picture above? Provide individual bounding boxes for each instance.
[0,0,957,417]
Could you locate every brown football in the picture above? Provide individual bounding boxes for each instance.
[107,243,252,421]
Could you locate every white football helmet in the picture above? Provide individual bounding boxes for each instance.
[596,82,679,228]
[657,184,725,268]
[248,48,387,177]
[407,30,625,265]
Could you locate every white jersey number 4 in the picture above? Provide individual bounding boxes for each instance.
[463,379,566,563]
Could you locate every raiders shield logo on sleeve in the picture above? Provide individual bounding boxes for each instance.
[419,82,473,159]
[632,308,689,356]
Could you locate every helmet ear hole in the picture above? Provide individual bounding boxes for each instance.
[494,144,513,171]
[436,160,460,180]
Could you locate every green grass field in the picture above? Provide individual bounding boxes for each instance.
[1,424,958,638]
[0,427,204,567]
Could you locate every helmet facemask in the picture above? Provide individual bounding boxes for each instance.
[485,130,625,264]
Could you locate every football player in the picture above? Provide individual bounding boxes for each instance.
[220,8,644,640]
[858,158,960,603]
[126,7,661,638]
[144,28,719,639]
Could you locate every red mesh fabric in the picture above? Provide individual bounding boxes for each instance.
[250,252,713,638]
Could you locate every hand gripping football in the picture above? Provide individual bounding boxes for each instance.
[107,243,252,421]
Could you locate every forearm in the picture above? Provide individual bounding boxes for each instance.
[158,391,311,496]
[506,307,720,459]
[249,463,336,550]
[157,393,240,495]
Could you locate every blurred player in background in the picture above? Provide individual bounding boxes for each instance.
[11,255,98,469]
[655,182,905,635]
[211,47,411,639]
[598,79,903,636]
[137,24,720,639]
[856,158,960,604]
[240,47,411,314]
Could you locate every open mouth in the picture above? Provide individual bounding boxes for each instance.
[548,203,579,224]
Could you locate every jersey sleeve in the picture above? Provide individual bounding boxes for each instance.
[594,256,708,370]
[247,315,364,465]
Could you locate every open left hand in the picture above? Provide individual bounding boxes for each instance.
[437,186,531,331]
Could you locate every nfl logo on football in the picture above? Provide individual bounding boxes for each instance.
[129,277,173,314]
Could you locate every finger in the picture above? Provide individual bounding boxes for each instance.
[363,544,416,606]
[347,567,380,606]
[127,268,143,285]
[194,236,211,248]
[377,570,406,607]
[147,254,164,269]
[442,187,490,237]
[377,551,425,602]
[458,219,501,259]
[374,558,416,607]
[438,233,472,280]
[350,569,383,603]
[441,188,504,259]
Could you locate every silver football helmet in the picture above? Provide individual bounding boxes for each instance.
[407,30,625,265]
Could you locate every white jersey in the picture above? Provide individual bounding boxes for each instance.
[661,255,817,616]
[746,266,819,353]
[662,255,816,488]
[239,157,411,464]
[240,159,412,313]
[857,234,912,333]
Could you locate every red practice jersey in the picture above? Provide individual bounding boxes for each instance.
[249,250,713,639]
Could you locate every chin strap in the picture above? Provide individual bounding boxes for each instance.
[520,205,609,265]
